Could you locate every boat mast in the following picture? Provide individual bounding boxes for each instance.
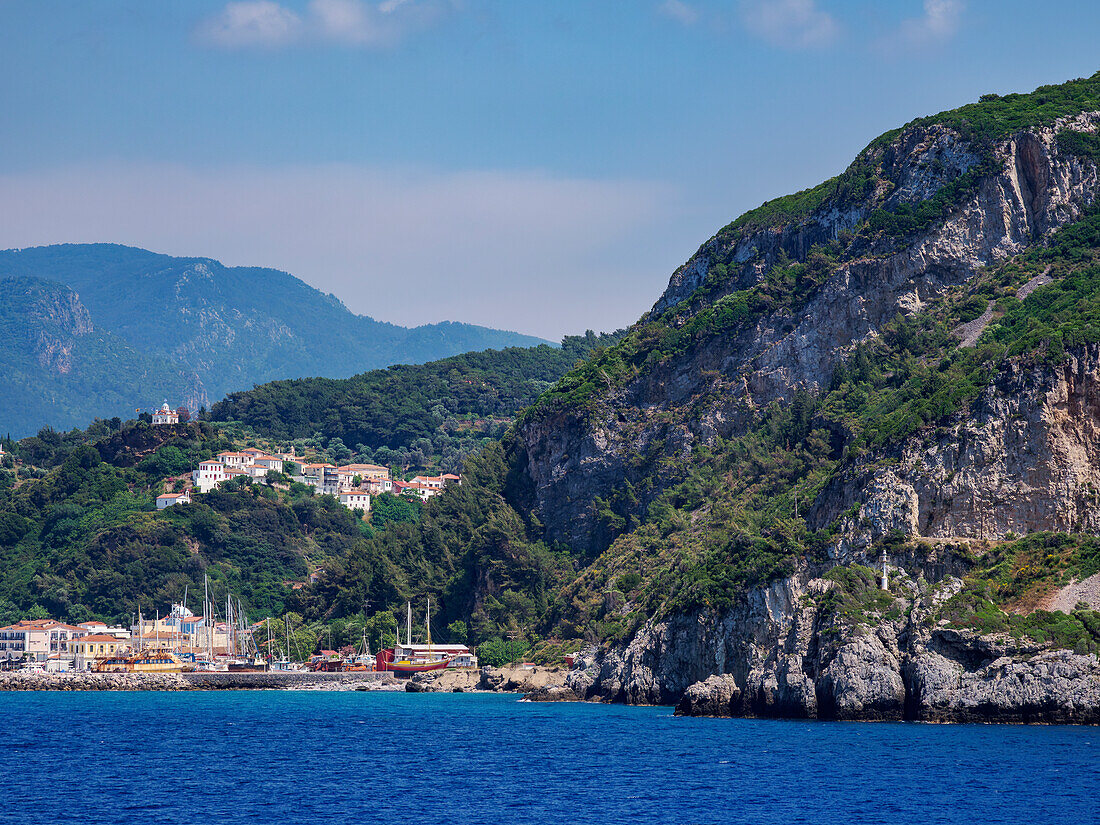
[426,597,431,653]
[204,574,211,662]
[181,585,188,656]
[406,601,412,649]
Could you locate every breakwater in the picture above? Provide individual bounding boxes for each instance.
[184,671,397,690]
[0,670,399,691]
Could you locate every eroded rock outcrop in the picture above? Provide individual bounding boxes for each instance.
[811,344,1100,554]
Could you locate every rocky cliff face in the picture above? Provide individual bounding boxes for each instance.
[811,344,1100,555]
[515,115,1100,552]
[3,278,94,376]
[564,559,1100,723]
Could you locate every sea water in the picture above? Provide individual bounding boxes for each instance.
[1,690,1096,825]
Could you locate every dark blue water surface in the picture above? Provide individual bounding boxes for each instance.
[1,690,1096,825]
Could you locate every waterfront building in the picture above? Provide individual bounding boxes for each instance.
[0,620,78,664]
[72,634,128,671]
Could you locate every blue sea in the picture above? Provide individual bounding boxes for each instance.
[1,690,1096,825]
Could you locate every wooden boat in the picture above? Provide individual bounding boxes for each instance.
[373,600,466,676]
[374,648,451,676]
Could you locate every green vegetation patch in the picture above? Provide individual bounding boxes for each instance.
[938,533,1100,654]
[907,72,1100,144]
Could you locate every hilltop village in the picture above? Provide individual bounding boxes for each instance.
[148,402,460,516]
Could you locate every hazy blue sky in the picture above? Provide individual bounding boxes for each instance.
[2,1,1099,339]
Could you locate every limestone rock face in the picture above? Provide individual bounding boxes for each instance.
[811,345,1100,553]
[514,115,1100,553]
[817,631,906,721]
[907,646,1100,724]
[567,564,1100,723]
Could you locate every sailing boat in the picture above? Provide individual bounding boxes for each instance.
[225,596,266,672]
[270,615,301,671]
[346,628,374,671]
[374,600,463,676]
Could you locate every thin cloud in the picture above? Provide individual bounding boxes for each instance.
[739,0,839,50]
[658,0,700,26]
[198,1,303,48]
[0,163,683,340]
[310,0,389,46]
[898,0,964,46]
[196,0,455,50]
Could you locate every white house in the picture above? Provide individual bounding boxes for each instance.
[152,401,179,426]
[252,454,284,474]
[156,491,191,509]
[223,467,250,485]
[0,620,76,664]
[397,481,437,501]
[339,490,372,512]
[193,461,227,493]
[78,621,131,642]
[217,451,255,469]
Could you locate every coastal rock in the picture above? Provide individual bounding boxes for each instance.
[907,646,1100,724]
[569,563,1100,723]
[404,665,568,694]
[817,632,906,721]
[523,685,580,702]
[674,674,741,717]
[406,669,482,693]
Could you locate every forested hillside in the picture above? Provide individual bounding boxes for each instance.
[0,244,550,437]
[5,75,1100,690]
[296,72,1100,668]
[208,330,624,473]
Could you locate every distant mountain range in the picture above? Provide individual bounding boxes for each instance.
[0,244,550,437]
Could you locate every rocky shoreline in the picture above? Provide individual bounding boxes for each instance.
[0,667,560,694]
[548,564,1100,725]
[404,665,568,694]
[0,672,194,691]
